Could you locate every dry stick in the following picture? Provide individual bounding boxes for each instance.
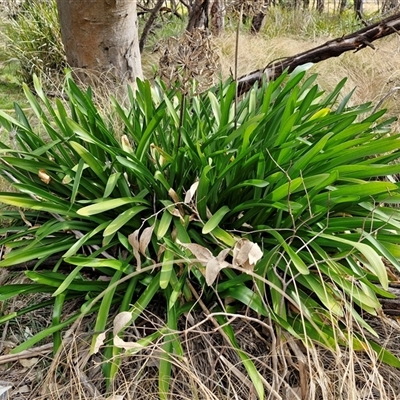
[372,86,400,113]
[284,333,309,400]
[237,12,400,95]
[0,342,67,365]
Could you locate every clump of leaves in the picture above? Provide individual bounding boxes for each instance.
[2,0,66,85]
[1,69,400,399]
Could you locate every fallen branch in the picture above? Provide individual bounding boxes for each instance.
[0,343,53,365]
[237,12,400,95]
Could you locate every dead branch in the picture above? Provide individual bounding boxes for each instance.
[237,12,400,95]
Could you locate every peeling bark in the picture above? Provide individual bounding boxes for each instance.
[237,12,400,95]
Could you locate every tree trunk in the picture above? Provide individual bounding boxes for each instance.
[251,12,266,33]
[210,0,224,35]
[187,0,210,31]
[339,0,347,13]
[251,1,269,34]
[354,0,364,20]
[55,0,143,84]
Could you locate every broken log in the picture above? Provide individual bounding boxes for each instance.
[237,12,400,95]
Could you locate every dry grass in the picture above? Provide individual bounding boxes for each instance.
[3,303,400,400]
[215,32,400,127]
[2,266,400,400]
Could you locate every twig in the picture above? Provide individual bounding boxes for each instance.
[0,342,60,365]
[139,0,165,52]
[372,86,400,113]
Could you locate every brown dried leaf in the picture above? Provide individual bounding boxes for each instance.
[168,188,180,203]
[205,248,231,286]
[180,242,213,265]
[113,311,132,336]
[128,229,141,269]
[232,239,263,271]
[217,248,231,261]
[139,225,155,256]
[205,258,222,286]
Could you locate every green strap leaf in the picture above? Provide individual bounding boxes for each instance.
[202,206,230,234]
[77,197,148,216]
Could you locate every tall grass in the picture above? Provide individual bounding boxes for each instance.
[1,0,65,86]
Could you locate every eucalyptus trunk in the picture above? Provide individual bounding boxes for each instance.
[210,0,225,35]
[56,0,143,84]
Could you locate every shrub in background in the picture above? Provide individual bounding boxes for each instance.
[2,0,66,85]
[1,70,400,398]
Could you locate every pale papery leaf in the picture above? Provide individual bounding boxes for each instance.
[0,386,12,397]
[92,331,107,354]
[19,358,39,368]
[170,207,182,217]
[205,248,231,285]
[248,242,263,265]
[114,336,144,351]
[216,248,231,261]
[113,311,133,336]
[184,181,199,204]
[232,239,251,267]
[180,242,213,265]
[139,225,155,256]
[121,135,133,153]
[205,257,230,286]
[233,239,262,271]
